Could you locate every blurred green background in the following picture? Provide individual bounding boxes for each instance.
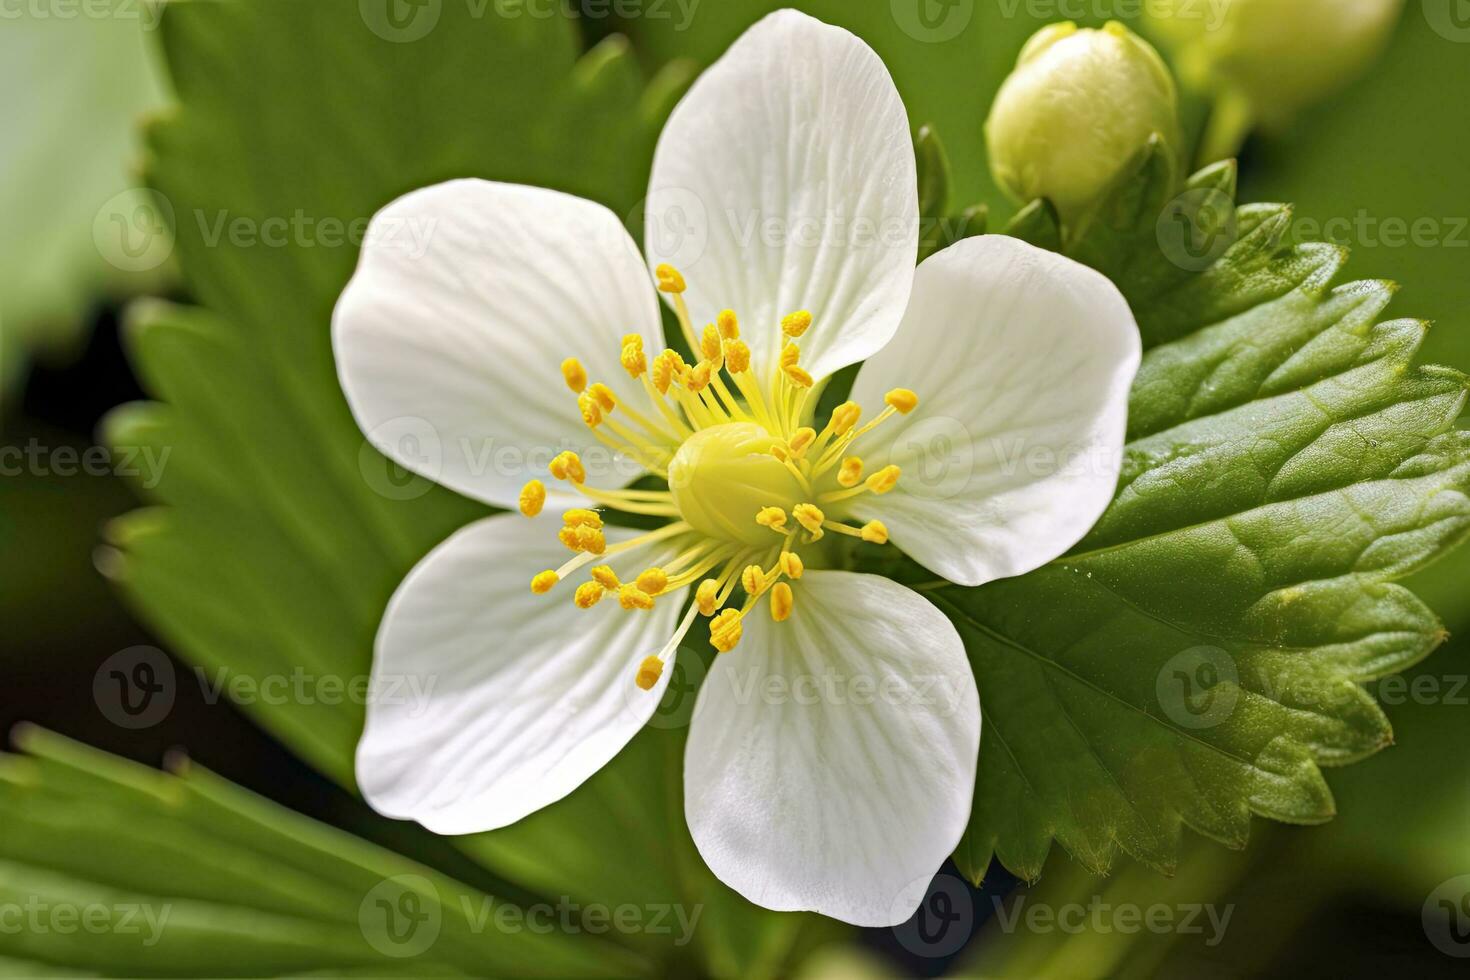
[2,1,1468,976]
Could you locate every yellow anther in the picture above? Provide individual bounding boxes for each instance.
[635,655,665,691]
[784,365,814,388]
[756,506,788,530]
[651,349,679,394]
[838,457,864,488]
[518,479,546,517]
[636,568,669,595]
[701,324,723,364]
[788,427,817,459]
[770,582,794,622]
[793,503,825,536]
[591,565,621,590]
[684,360,713,393]
[621,342,647,378]
[622,332,643,349]
[829,402,861,436]
[619,585,655,610]
[561,357,587,393]
[558,526,580,551]
[861,520,889,545]
[549,451,585,483]
[696,578,720,616]
[884,388,919,414]
[779,551,804,579]
[770,443,789,463]
[781,310,813,338]
[588,383,617,413]
[562,508,603,529]
[576,526,607,555]
[780,342,801,369]
[723,339,750,373]
[866,465,902,495]
[710,608,743,652]
[655,264,686,293]
[574,582,605,608]
[741,564,767,595]
[717,309,740,340]
[531,570,559,594]
[577,392,603,428]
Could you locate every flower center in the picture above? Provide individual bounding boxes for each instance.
[668,422,805,546]
[513,264,921,693]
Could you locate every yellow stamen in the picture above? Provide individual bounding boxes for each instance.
[651,349,682,394]
[770,582,793,621]
[779,551,804,579]
[866,465,902,495]
[788,427,816,459]
[550,451,586,484]
[518,480,546,517]
[718,309,739,340]
[723,339,750,374]
[793,503,825,536]
[884,388,920,414]
[577,392,604,428]
[591,565,621,590]
[588,382,617,413]
[838,457,863,488]
[779,342,801,370]
[561,357,588,393]
[684,360,713,393]
[558,526,580,551]
[784,365,814,389]
[620,335,647,378]
[741,564,767,595]
[700,324,723,364]
[756,506,788,531]
[781,310,812,338]
[531,570,559,594]
[576,526,606,554]
[829,402,861,436]
[574,582,605,608]
[696,578,720,616]
[710,608,742,652]
[636,568,669,595]
[861,520,889,544]
[563,508,603,529]
[635,655,664,691]
[655,263,686,293]
[619,585,655,610]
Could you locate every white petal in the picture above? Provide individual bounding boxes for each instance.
[334,179,662,510]
[848,235,1141,586]
[684,571,978,926]
[645,10,918,383]
[357,515,689,834]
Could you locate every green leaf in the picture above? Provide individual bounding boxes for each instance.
[0,726,642,977]
[100,1,805,972]
[925,150,1470,883]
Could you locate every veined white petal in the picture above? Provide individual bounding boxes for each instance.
[645,9,918,384]
[334,179,663,510]
[356,515,689,834]
[684,571,979,926]
[848,235,1141,586]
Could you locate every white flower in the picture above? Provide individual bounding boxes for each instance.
[333,10,1140,927]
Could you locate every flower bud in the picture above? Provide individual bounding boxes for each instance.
[1146,0,1402,133]
[985,22,1180,226]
